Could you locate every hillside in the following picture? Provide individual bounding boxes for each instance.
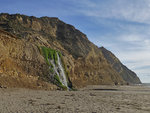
[99,47,141,84]
[0,13,141,89]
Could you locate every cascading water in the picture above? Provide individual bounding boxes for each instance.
[40,46,70,90]
[56,53,68,87]
[49,53,68,89]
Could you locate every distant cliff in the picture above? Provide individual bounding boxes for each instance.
[0,13,141,89]
[99,47,141,84]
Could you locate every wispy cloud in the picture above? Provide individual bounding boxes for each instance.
[72,0,150,24]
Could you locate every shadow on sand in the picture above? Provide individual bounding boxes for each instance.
[91,88,119,91]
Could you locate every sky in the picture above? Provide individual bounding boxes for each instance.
[0,0,150,83]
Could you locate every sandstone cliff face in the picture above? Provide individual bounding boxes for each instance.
[0,29,57,89]
[0,13,141,89]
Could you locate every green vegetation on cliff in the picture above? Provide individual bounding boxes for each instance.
[54,74,67,90]
[40,46,58,65]
[39,46,72,90]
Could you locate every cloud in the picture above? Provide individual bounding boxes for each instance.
[72,0,150,24]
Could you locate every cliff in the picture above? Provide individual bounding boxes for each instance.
[99,47,141,84]
[0,13,141,89]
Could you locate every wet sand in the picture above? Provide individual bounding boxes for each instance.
[0,85,150,113]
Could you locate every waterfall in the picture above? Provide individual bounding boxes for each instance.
[40,46,70,90]
[49,53,68,89]
[57,53,68,87]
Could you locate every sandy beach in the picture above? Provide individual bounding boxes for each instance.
[0,85,150,113]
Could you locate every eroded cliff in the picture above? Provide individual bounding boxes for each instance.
[0,13,141,89]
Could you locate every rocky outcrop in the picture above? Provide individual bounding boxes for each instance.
[0,13,141,89]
